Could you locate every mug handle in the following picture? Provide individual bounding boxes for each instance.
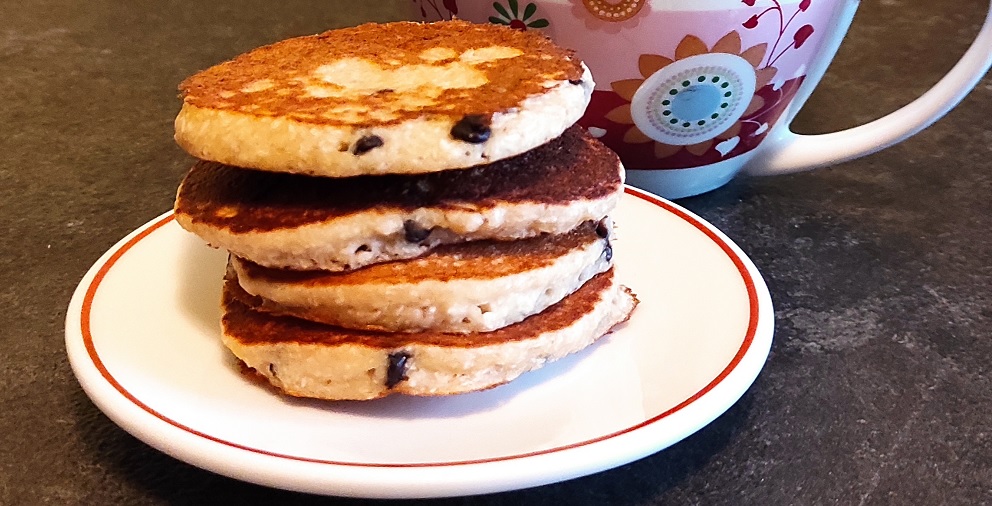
[744,1,992,176]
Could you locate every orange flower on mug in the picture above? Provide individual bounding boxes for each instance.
[605,32,778,160]
[570,0,649,33]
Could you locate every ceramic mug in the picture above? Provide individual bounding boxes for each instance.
[412,0,992,198]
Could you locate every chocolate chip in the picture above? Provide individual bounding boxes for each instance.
[386,351,410,388]
[569,79,584,85]
[403,220,431,243]
[596,218,611,238]
[451,114,491,143]
[353,135,384,155]
[268,363,277,378]
[596,218,613,260]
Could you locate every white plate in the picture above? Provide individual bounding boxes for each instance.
[65,187,773,499]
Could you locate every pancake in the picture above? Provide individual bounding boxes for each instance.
[174,126,624,271]
[221,268,637,400]
[174,20,593,177]
[230,218,614,333]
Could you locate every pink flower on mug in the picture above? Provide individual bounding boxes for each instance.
[490,0,549,30]
[742,0,816,66]
[793,24,814,48]
[603,32,778,161]
[570,0,649,33]
[412,0,458,20]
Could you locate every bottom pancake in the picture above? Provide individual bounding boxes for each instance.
[221,268,637,400]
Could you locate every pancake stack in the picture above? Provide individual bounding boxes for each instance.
[172,20,637,400]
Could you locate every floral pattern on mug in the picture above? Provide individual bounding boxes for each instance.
[489,0,550,30]
[742,0,816,68]
[411,0,459,20]
[570,0,649,33]
[604,32,777,161]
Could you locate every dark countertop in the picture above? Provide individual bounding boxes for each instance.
[3,1,990,504]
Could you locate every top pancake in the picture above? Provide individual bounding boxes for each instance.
[175,20,593,177]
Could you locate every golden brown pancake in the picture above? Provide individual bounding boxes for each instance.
[179,21,584,128]
[174,20,594,176]
[221,268,638,400]
[230,219,615,333]
[174,126,624,271]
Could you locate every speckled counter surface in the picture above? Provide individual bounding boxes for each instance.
[3,0,990,504]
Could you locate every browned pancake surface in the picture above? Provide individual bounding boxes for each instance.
[235,220,606,285]
[223,269,618,348]
[174,126,621,233]
[179,20,584,128]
